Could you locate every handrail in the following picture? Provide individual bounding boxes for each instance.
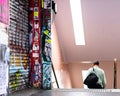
[114,58,117,89]
[52,63,59,88]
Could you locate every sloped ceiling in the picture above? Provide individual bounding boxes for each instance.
[54,0,120,63]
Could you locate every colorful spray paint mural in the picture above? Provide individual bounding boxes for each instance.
[9,0,29,93]
[42,62,51,89]
[41,6,51,89]
[28,0,42,88]
[0,1,9,95]
[0,27,9,95]
[9,53,29,92]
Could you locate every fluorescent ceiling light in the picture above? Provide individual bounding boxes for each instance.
[81,61,92,64]
[70,0,85,45]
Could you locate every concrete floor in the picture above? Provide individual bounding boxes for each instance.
[9,88,120,96]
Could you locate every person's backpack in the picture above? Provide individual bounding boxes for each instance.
[84,68,102,88]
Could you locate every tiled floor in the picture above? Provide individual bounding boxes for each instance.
[9,88,120,96]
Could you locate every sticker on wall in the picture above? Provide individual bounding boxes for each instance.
[33,43,39,51]
[34,7,39,20]
[34,31,39,41]
[34,21,39,28]
[33,53,39,57]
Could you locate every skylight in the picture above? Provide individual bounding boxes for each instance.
[70,0,85,45]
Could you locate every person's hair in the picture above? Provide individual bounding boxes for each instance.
[93,60,99,65]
